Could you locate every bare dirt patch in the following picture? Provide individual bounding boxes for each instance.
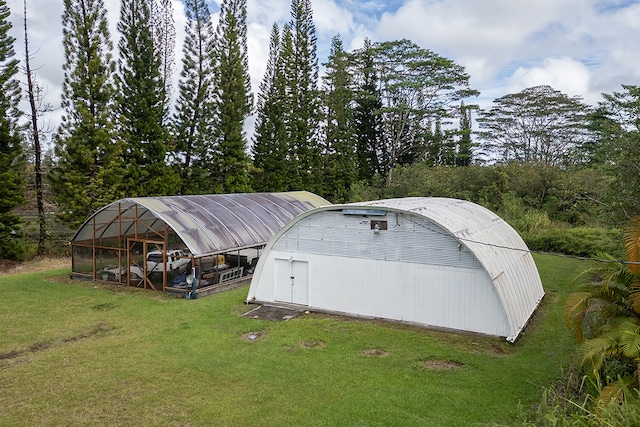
[362,348,389,357]
[0,322,113,364]
[300,340,326,349]
[0,257,70,276]
[243,305,303,321]
[423,359,464,371]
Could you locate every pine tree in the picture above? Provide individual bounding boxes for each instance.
[49,0,121,228]
[117,0,178,196]
[281,0,321,192]
[173,0,215,194]
[251,23,288,192]
[278,24,301,189]
[211,0,253,193]
[152,0,175,108]
[0,0,26,259]
[321,34,356,202]
[351,38,384,181]
[456,102,475,167]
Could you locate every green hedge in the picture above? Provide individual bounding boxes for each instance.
[524,227,624,258]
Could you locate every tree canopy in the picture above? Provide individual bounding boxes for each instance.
[477,85,591,166]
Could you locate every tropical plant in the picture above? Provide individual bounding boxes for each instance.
[565,216,640,399]
[477,85,591,166]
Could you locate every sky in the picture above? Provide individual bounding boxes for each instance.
[5,0,640,142]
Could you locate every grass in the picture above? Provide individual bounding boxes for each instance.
[0,254,583,426]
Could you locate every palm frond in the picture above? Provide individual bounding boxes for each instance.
[624,216,640,275]
[581,335,620,374]
[619,322,640,359]
[565,291,591,342]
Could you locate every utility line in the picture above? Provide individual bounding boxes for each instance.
[403,214,640,266]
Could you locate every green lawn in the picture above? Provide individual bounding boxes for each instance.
[0,254,582,426]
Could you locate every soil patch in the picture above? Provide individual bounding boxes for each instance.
[362,348,389,357]
[243,305,303,321]
[423,359,464,371]
[300,340,326,349]
[0,322,113,363]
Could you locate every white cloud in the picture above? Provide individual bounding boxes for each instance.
[4,0,640,137]
[507,57,594,101]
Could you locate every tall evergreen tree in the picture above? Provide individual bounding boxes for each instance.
[351,38,384,181]
[117,0,178,196]
[152,0,175,108]
[0,0,26,259]
[211,0,253,193]
[281,0,321,192]
[251,23,288,192]
[173,0,215,194]
[456,102,475,166]
[50,0,121,228]
[321,34,356,202]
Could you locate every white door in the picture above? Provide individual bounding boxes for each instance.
[275,258,309,305]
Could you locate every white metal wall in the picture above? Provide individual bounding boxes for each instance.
[250,210,511,337]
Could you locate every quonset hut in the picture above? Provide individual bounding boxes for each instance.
[246,197,545,342]
[71,192,329,296]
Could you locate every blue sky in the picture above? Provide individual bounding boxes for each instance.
[6,0,640,137]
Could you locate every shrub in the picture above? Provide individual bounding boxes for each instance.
[525,227,624,258]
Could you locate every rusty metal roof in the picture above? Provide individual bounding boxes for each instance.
[72,192,330,256]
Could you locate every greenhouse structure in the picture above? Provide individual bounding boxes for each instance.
[71,191,329,296]
[246,197,545,342]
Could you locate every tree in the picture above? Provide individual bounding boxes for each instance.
[456,102,477,167]
[172,0,215,194]
[117,0,178,196]
[49,0,121,228]
[372,39,478,181]
[22,0,51,254]
[210,0,253,193]
[280,0,321,192]
[477,85,591,166]
[0,0,26,259]
[565,217,640,399]
[597,85,640,223]
[152,0,175,105]
[251,23,288,192]
[350,38,384,181]
[320,34,356,202]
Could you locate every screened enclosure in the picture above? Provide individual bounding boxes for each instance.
[71,192,329,295]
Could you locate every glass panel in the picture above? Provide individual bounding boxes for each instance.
[72,245,93,274]
[96,248,126,283]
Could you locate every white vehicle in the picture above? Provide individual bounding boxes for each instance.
[146,249,191,274]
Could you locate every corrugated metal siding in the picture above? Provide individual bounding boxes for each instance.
[274,210,482,269]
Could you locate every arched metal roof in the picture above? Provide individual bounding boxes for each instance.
[251,197,544,342]
[358,197,544,341]
[72,192,330,257]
